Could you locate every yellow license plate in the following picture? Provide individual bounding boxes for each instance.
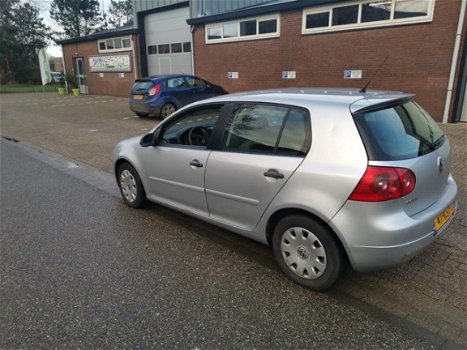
[434,204,455,232]
[133,95,143,100]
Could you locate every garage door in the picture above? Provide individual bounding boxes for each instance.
[145,6,192,76]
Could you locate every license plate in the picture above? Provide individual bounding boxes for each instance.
[433,204,455,232]
[133,95,143,100]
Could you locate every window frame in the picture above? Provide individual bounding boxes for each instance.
[97,36,132,53]
[205,14,280,44]
[302,0,435,35]
[215,102,311,157]
[147,41,192,55]
[156,103,227,150]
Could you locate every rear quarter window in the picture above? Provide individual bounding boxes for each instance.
[353,101,445,161]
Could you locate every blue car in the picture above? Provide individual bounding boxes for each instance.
[129,74,227,118]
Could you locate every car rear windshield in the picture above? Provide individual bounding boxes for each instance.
[353,101,445,161]
[132,80,153,93]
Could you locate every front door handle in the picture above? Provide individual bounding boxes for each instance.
[190,159,203,168]
[264,169,284,179]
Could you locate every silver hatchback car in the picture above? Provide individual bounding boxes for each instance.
[113,89,458,290]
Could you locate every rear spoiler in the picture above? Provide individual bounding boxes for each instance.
[351,95,414,115]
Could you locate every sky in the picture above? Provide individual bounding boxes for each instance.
[36,0,112,57]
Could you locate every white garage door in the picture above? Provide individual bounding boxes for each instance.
[145,6,192,76]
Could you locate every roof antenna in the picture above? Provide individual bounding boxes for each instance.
[360,55,389,93]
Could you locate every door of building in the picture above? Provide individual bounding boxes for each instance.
[74,57,87,94]
[144,6,192,76]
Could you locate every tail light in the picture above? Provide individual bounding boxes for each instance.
[148,84,160,96]
[349,166,416,202]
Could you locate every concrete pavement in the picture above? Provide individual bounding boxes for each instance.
[1,92,466,347]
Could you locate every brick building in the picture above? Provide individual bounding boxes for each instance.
[59,26,139,96]
[59,0,466,122]
[186,0,466,122]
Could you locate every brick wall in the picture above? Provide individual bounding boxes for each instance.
[62,35,139,97]
[193,0,465,121]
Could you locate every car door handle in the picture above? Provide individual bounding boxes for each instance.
[190,159,203,168]
[264,169,284,179]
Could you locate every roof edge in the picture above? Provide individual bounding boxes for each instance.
[57,27,139,45]
[186,0,343,25]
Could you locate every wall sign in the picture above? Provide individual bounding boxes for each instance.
[228,72,239,79]
[282,71,296,79]
[89,54,131,72]
[344,70,362,79]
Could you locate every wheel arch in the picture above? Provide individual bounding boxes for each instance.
[114,158,136,181]
[265,208,350,265]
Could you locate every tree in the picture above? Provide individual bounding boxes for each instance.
[0,0,50,83]
[107,0,133,28]
[50,0,101,39]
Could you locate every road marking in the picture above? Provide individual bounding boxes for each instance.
[88,129,98,132]
[123,117,130,120]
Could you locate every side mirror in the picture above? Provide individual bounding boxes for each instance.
[140,133,156,147]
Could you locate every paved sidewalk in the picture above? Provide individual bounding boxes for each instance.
[1,93,466,346]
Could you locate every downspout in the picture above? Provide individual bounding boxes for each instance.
[442,0,466,123]
[132,34,138,80]
[190,25,195,75]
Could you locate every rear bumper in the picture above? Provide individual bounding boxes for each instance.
[129,99,162,116]
[330,175,458,272]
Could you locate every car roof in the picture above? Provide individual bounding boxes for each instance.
[144,74,195,80]
[193,88,413,113]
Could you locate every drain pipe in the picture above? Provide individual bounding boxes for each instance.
[442,0,466,123]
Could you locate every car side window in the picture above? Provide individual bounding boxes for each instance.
[160,105,222,148]
[167,77,185,88]
[221,103,310,156]
[277,108,310,156]
[185,77,206,89]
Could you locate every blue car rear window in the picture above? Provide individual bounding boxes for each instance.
[132,81,153,92]
[354,101,445,161]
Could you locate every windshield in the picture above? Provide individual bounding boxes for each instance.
[353,101,445,161]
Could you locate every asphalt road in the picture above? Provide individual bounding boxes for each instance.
[0,139,443,349]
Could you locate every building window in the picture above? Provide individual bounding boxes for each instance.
[171,43,182,53]
[206,14,280,44]
[148,42,192,55]
[302,0,434,34]
[183,42,191,52]
[158,44,170,54]
[98,36,133,53]
[148,45,157,55]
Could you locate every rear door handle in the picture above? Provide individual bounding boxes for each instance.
[190,159,203,168]
[264,169,284,179]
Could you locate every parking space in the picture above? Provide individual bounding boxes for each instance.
[1,93,159,172]
[1,92,467,346]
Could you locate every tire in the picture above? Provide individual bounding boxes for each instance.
[117,162,147,208]
[160,103,176,119]
[136,112,149,118]
[272,215,343,291]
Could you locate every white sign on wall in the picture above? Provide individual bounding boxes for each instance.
[89,54,131,72]
[282,71,296,79]
[228,72,239,79]
[344,70,362,79]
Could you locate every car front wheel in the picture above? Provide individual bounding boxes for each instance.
[272,215,343,291]
[117,162,147,208]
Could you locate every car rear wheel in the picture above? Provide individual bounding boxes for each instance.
[272,215,343,291]
[160,103,176,119]
[117,162,147,208]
